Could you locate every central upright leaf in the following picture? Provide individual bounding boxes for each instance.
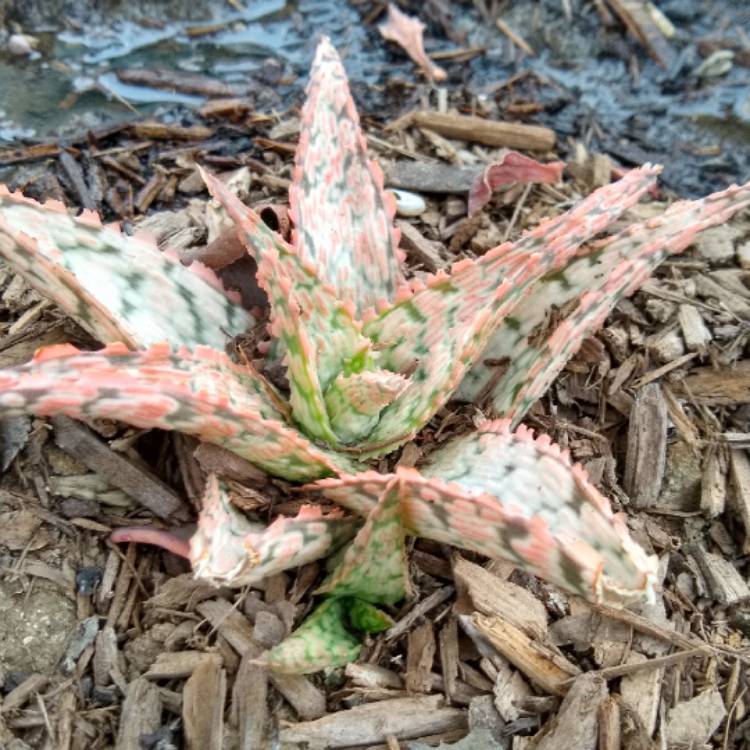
[290,38,404,314]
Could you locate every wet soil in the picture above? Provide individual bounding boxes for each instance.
[1,0,749,196]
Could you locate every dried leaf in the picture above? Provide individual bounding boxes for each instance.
[468,152,565,215]
[379,4,447,82]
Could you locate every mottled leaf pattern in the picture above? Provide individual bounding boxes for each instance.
[2,36,750,675]
[325,369,408,443]
[316,477,411,603]
[348,599,394,633]
[201,169,370,445]
[290,37,403,313]
[266,597,362,674]
[459,180,750,422]
[312,420,657,606]
[359,166,662,455]
[0,342,357,481]
[191,475,358,585]
[0,186,253,349]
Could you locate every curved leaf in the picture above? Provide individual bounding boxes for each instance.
[316,475,411,604]
[0,342,358,480]
[325,369,408,444]
[200,169,370,446]
[360,165,662,455]
[312,420,657,607]
[458,179,750,421]
[0,186,253,348]
[266,598,361,674]
[191,475,358,586]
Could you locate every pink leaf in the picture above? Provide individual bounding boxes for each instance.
[378,3,447,82]
[468,152,565,215]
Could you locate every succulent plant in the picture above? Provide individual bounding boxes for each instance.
[0,38,748,673]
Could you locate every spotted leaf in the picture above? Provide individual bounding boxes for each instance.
[0,342,358,481]
[458,180,750,421]
[359,165,661,455]
[325,368,408,444]
[316,475,411,604]
[201,168,371,446]
[191,475,358,585]
[266,597,362,674]
[312,420,657,607]
[0,186,253,349]
[290,36,403,314]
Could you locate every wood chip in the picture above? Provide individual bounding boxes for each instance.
[145,650,222,680]
[384,161,479,194]
[233,653,269,750]
[396,220,445,272]
[678,304,712,352]
[406,622,436,694]
[531,673,606,750]
[439,618,460,703]
[390,111,555,151]
[271,673,327,721]
[618,652,662,736]
[603,0,676,67]
[730,449,750,553]
[197,599,256,655]
[279,695,467,748]
[664,688,726,746]
[52,415,187,521]
[183,657,226,750]
[93,625,121,687]
[674,360,750,405]
[586,600,706,654]
[117,68,239,98]
[386,586,453,641]
[345,663,403,689]
[597,696,621,750]
[131,121,213,141]
[59,151,96,210]
[453,557,547,640]
[115,678,162,750]
[253,610,286,649]
[492,656,532,722]
[623,383,667,508]
[0,674,48,713]
[0,142,62,165]
[685,543,750,606]
[466,614,580,695]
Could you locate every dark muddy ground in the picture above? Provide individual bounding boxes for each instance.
[0,0,749,195]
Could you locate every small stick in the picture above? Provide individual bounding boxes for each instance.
[495,19,535,56]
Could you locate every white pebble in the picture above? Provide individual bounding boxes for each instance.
[7,34,35,57]
[389,189,426,217]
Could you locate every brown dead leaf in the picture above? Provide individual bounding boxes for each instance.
[468,152,565,214]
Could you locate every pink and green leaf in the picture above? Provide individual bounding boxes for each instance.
[359,166,662,455]
[458,179,750,421]
[325,368,408,444]
[312,420,658,607]
[0,186,253,349]
[191,475,358,586]
[316,476,411,604]
[200,169,371,446]
[290,36,403,314]
[0,342,358,481]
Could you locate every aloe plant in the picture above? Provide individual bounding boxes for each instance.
[0,37,748,673]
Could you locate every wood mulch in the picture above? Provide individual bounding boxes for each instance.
[0,65,749,750]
